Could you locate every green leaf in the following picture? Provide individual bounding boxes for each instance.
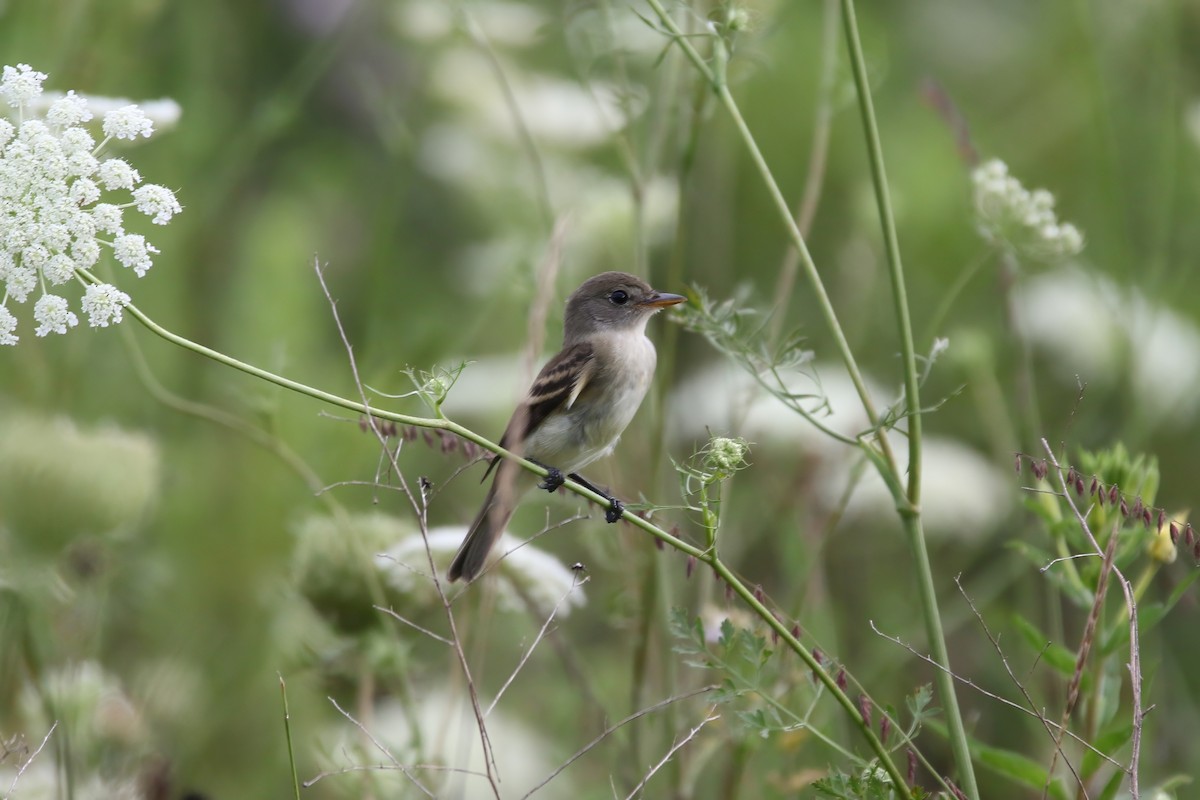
[975,742,1071,800]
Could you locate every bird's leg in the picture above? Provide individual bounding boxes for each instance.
[533,461,565,493]
[567,472,625,523]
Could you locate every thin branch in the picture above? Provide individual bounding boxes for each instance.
[374,606,454,646]
[953,577,1087,796]
[308,697,435,797]
[4,722,57,800]
[870,621,1123,770]
[624,710,720,800]
[486,573,590,717]
[521,686,717,799]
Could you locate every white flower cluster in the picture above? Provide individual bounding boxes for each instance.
[971,158,1083,263]
[0,64,182,345]
[380,526,586,617]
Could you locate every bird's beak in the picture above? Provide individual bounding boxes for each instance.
[639,291,687,309]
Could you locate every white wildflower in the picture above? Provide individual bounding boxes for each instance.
[97,158,140,190]
[113,233,157,276]
[0,63,47,107]
[0,305,17,344]
[91,202,124,234]
[81,282,130,327]
[43,253,77,285]
[132,184,180,224]
[3,262,36,302]
[380,526,586,617]
[69,176,101,206]
[33,293,79,336]
[0,63,181,343]
[46,90,93,127]
[102,105,153,140]
[971,158,1084,263]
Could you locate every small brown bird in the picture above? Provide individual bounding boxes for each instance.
[448,272,685,582]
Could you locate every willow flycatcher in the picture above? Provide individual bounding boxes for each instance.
[448,271,685,582]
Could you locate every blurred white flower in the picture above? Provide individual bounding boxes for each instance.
[818,436,1013,538]
[440,352,527,418]
[30,92,182,132]
[317,688,574,799]
[669,360,1012,537]
[430,48,640,148]
[1187,99,1200,151]
[971,158,1083,263]
[0,63,47,107]
[669,360,891,459]
[395,0,547,48]
[1015,266,1200,424]
[20,661,145,759]
[0,63,181,344]
[380,525,586,617]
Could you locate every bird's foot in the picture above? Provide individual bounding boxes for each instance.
[604,497,625,524]
[538,467,565,493]
[567,472,625,523]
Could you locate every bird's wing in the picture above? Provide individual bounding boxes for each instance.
[482,341,596,480]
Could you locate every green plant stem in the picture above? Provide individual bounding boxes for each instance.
[643,2,977,794]
[279,674,302,800]
[838,2,978,795]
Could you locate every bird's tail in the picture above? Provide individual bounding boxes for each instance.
[447,463,522,582]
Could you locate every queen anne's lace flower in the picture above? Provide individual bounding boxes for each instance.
[33,293,78,336]
[0,64,181,344]
[81,282,130,327]
[971,159,1084,263]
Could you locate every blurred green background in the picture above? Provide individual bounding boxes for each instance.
[1,0,1198,797]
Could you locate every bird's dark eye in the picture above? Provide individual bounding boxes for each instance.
[610,289,629,305]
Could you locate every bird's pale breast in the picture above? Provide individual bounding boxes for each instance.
[524,332,656,474]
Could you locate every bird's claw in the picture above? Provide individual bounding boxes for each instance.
[539,467,565,493]
[604,497,624,523]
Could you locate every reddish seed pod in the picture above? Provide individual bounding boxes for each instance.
[1014,453,1022,475]
[754,584,765,603]
[1157,508,1166,531]
[1090,476,1099,496]
[1067,467,1076,485]
[685,555,696,577]
[880,715,891,744]
[1120,498,1130,518]
[857,694,872,728]
[1142,508,1152,528]
[654,537,664,550]
[1170,522,1180,544]
[1075,475,1085,496]
[836,668,847,690]
[812,647,824,666]
[725,582,734,602]
[1185,524,1196,547]
[907,749,917,785]
[791,624,801,639]
[1131,497,1143,519]
[1194,540,1200,562]
[1109,484,1120,504]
